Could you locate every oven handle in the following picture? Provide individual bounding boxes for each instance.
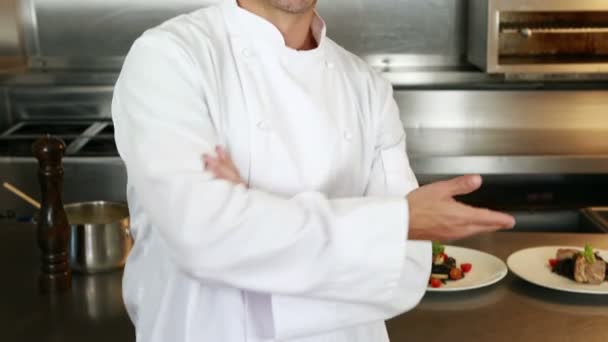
[501,27,608,37]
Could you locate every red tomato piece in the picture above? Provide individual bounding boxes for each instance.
[430,278,442,288]
[449,267,463,280]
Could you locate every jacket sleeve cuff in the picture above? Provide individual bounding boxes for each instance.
[264,199,430,339]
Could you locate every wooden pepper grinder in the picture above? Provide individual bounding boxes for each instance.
[33,135,72,293]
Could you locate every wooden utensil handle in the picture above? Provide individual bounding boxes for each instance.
[2,182,41,209]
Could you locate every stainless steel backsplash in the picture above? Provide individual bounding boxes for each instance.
[396,90,608,130]
[0,0,22,56]
[0,87,9,130]
[3,0,467,70]
[0,0,607,225]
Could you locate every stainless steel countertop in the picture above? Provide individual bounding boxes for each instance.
[388,232,608,342]
[0,223,134,342]
[2,224,608,341]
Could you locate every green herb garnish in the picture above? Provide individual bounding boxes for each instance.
[432,241,445,256]
[583,244,596,264]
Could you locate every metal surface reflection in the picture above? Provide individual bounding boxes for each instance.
[73,272,126,320]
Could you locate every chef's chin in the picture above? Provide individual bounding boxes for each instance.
[267,0,317,14]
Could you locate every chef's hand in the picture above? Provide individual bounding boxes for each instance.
[407,175,515,242]
[203,146,247,187]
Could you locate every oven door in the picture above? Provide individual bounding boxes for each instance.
[438,174,608,234]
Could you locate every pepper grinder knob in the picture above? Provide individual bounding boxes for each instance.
[32,135,72,293]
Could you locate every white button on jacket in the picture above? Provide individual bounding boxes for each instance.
[112,1,431,341]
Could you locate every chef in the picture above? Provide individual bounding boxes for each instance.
[111,0,515,341]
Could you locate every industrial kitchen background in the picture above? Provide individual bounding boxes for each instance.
[1,0,608,232]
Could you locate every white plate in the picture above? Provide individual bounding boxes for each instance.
[507,246,608,295]
[427,246,508,292]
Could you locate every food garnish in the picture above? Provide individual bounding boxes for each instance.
[583,244,596,264]
[432,241,445,257]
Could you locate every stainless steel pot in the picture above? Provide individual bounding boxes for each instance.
[64,201,132,274]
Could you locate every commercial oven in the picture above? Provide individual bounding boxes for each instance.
[469,0,608,74]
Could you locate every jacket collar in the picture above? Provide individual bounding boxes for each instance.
[221,0,327,59]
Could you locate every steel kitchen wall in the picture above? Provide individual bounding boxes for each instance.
[320,0,466,65]
[21,0,467,70]
[0,0,21,56]
[0,88,8,131]
[0,0,27,72]
[24,0,213,68]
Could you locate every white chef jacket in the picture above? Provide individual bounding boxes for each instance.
[112,1,431,341]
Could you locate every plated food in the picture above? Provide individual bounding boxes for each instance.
[507,245,608,294]
[427,244,508,292]
[429,242,472,288]
[549,244,608,285]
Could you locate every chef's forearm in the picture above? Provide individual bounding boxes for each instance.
[130,168,411,304]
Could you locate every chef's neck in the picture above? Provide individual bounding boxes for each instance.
[237,0,317,51]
